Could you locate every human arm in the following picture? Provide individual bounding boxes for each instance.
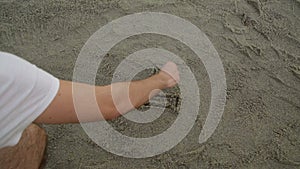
[34,62,179,123]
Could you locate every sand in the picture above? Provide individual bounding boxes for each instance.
[0,0,299,168]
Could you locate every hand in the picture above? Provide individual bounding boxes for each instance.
[158,61,180,88]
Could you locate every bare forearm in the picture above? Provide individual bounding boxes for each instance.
[97,74,165,120]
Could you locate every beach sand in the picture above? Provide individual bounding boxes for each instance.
[0,0,299,168]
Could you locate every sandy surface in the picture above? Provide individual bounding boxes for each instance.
[0,0,300,168]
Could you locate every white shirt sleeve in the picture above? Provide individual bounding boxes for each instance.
[0,52,59,148]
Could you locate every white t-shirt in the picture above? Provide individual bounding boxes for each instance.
[0,52,59,148]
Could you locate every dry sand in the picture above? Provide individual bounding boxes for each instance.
[0,0,299,168]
